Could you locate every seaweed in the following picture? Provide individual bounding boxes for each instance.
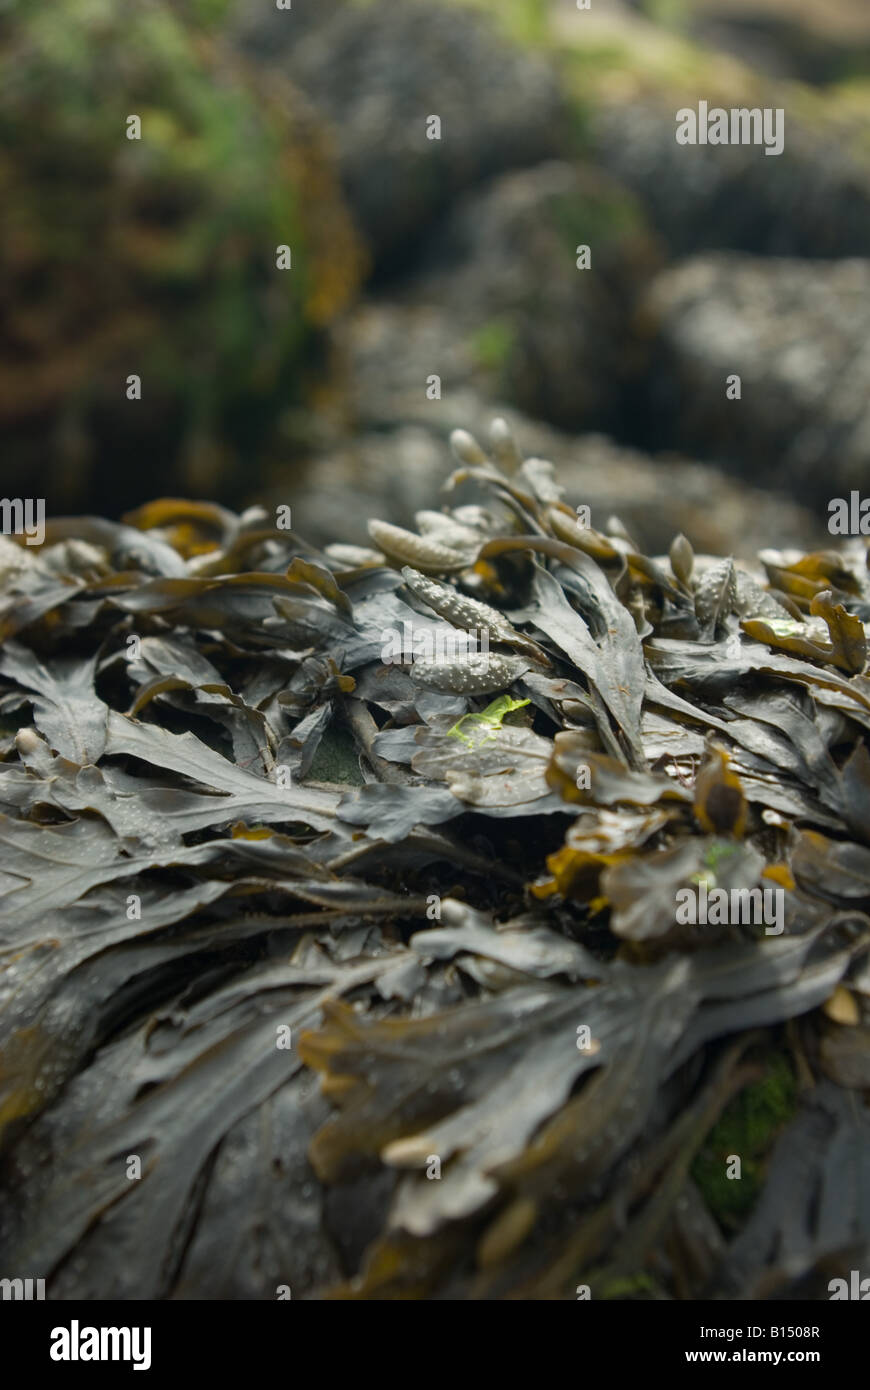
[0,417,868,1300]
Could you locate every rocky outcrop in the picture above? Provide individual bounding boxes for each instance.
[551,3,870,260]
[334,161,660,439]
[393,161,661,432]
[642,253,870,512]
[591,97,870,259]
[677,0,870,84]
[285,408,824,561]
[227,0,568,268]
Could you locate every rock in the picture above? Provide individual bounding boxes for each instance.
[591,95,870,259]
[335,161,660,438]
[279,404,824,561]
[225,0,344,51]
[343,299,474,433]
[554,4,870,259]
[676,0,870,84]
[277,426,450,550]
[227,0,567,267]
[407,162,659,430]
[642,253,870,509]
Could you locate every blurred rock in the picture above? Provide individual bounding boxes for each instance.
[555,3,870,259]
[675,0,870,84]
[642,253,870,510]
[280,405,824,561]
[409,161,658,429]
[592,96,870,259]
[335,161,660,438]
[227,0,568,269]
[224,0,344,49]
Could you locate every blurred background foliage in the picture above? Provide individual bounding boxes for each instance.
[0,0,363,511]
[2,0,870,538]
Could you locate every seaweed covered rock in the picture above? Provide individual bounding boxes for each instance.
[643,253,870,507]
[0,0,363,513]
[226,0,568,268]
[0,419,868,1300]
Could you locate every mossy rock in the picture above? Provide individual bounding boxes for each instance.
[412,161,662,432]
[226,0,566,270]
[450,0,552,48]
[554,15,870,259]
[642,252,870,503]
[0,0,364,514]
[639,0,870,86]
[458,0,870,260]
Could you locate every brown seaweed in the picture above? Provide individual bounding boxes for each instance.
[1,420,869,1301]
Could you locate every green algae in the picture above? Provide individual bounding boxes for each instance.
[692,1050,798,1230]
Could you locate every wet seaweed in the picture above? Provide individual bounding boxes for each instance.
[0,418,868,1300]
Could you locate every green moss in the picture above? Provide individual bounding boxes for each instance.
[468,318,517,373]
[692,1050,798,1231]
[0,0,362,505]
[692,839,741,887]
[451,0,550,48]
[599,1271,659,1301]
[549,184,646,256]
[181,0,236,25]
[555,10,869,143]
[307,727,366,787]
[637,0,691,29]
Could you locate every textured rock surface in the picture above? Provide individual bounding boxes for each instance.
[384,161,661,432]
[227,0,568,267]
[643,253,870,509]
[551,1,870,260]
[334,161,660,436]
[675,0,870,82]
[284,407,824,561]
[591,97,870,259]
